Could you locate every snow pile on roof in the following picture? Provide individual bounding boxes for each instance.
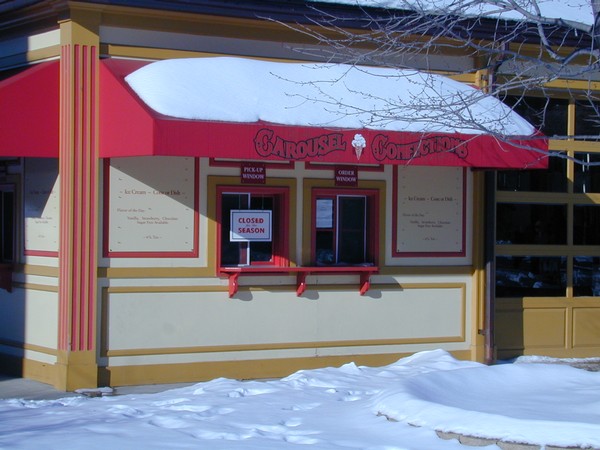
[310,0,595,28]
[125,57,536,136]
[1,349,600,449]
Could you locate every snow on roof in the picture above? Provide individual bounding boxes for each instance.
[125,57,537,137]
[310,0,595,28]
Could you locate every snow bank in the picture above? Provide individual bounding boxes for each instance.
[1,349,599,449]
[375,356,600,448]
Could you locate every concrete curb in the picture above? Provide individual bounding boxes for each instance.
[436,430,600,450]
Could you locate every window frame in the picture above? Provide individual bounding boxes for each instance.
[217,185,290,268]
[310,187,379,267]
[493,97,600,298]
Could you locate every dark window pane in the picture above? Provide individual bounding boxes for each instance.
[502,96,568,137]
[574,153,600,193]
[249,196,274,263]
[337,196,366,264]
[315,229,335,265]
[496,256,566,297]
[496,203,566,245]
[0,191,14,262]
[497,153,567,192]
[574,205,600,245]
[573,256,600,296]
[575,101,600,139]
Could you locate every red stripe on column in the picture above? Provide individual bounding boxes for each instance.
[86,46,98,350]
[58,44,98,353]
[58,44,71,351]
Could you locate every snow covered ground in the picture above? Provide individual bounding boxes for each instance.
[1,349,599,449]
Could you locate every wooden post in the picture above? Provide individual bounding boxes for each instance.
[55,10,100,391]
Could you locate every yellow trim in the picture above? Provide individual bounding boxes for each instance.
[106,335,465,358]
[103,45,221,60]
[0,354,58,387]
[98,267,214,278]
[103,46,326,65]
[55,350,97,391]
[0,339,58,356]
[102,281,464,293]
[60,8,101,47]
[11,283,59,293]
[105,285,228,294]
[543,79,600,92]
[470,171,486,334]
[14,264,59,277]
[379,265,472,275]
[495,297,600,359]
[104,349,474,386]
[206,175,298,270]
[549,140,600,152]
[98,265,473,280]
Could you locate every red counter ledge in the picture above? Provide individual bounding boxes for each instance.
[220,265,378,297]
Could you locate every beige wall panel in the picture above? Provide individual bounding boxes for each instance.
[523,308,566,348]
[573,308,600,347]
[315,288,464,341]
[0,288,58,349]
[106,291,318,350]
[105,286,464,351]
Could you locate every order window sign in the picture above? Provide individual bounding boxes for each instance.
[230,210,272,242]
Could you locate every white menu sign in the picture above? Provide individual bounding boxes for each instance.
[24,158,60,254]
[396,166,464,254]
[108,156,196,255]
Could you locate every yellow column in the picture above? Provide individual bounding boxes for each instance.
[56,10,100,391]
[473,69,491,362]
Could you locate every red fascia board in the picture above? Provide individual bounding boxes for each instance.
[0,61,59,158]
[152,119,548,169]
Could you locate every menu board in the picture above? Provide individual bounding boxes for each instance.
[396,166,464,255]
[24,158,60,254]
[107,157,197,256]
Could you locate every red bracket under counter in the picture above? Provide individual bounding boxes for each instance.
[219,266,378,298]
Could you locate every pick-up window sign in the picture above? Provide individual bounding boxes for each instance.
[230,210,272,242]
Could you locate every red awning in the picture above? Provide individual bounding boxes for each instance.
[0,58,548,168]
[0,61,59,158]
[100,59,547,169]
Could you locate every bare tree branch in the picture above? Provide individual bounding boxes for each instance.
[265,0,600,165]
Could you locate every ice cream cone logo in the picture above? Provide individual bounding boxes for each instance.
[352,134,366,160]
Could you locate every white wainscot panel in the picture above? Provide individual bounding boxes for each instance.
[315,287,464,341]
[105,291,319,350]
[105,287,464,351]
[0,288,58,349]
